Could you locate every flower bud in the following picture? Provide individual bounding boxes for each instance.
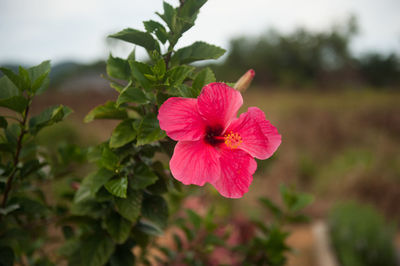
[234,69,255,92]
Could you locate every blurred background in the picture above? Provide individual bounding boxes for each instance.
[1,0,400,265]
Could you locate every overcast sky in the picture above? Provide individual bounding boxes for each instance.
[1,0,399,65]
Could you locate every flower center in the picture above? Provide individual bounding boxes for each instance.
[205,125,224,145]
[224,131,242,149]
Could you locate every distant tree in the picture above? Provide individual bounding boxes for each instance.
[358,52,400,87]
[213,16,359,88]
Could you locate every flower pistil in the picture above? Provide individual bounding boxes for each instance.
[224,131,242,149]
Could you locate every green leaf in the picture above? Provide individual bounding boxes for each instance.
[280,184,295,209]
[31,72,49,95]
[171,41,225,65]
[0,96,28,113]
[29,105,72,135]
[80,233,115,266]
[135,220,164,236]
[62,226,74,240]
[286,214,310,223]
[110,82,125,93]
[152,59,166,79]
[84,101,127,123]
[59,238,81,259]
[0,117,8,128]
[104,212,132,244]
[186,209,202,229]
[166,65,195,87]
[110,120,137,148]
[87,144,105,162]
[95,187,114,202]
[5,123,20,148]
[279,185,313,212]
[107,54,131,81]
[156,92,169,107]
[28,60,51,94]
[9,196,49,216]
[20,159,45,178]
[100,146,119,171]
[141,195,168,229]
[147,161,170,194]
[179,0,207,18]
[71,200,103,217]
[117,86,149,107]
[173,233,183,250]
[0,246,14,266]
[0,76,19,99]
[192,67,216,92]
[75,168,115,203]
[129,60,153,90]
[259,197,283,218]
[130,164,158,190]
[18,66,31,91]
[109,28,160,52]
[204,234,225,246]
[176,0,207,35]
[136,113,166,146]
[156,2,177,32]
[115,189,143,223]
[109,245,135,266]
[171,84,198,98]
[105,176,128,198]
[146,177,168,195]
[144,20,168,44]
[180,224,195,241]
[291,194,314,212]
[0,67,23,90]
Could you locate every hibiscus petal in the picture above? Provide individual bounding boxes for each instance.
[170,140,221,186]
[211,148,257,198]
[158,97,206,141]
[227,111,268,159]
[227,107,281,159]
[198,82,243,129]
[247,107,282,158]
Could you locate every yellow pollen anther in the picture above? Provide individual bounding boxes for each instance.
[224,131,242,149]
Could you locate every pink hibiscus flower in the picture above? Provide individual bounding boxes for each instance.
[158,82,281,198]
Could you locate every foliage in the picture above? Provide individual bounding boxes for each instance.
[239,185,313,266]
[328,201,397,266]
[58,1,227,265]
[0,1,317,265]
[358,52,400,87]
[0,61,72,265]
[155,184,313,265]
[154,208,228,265]
[213,16,358,88]
[213,16,400,89]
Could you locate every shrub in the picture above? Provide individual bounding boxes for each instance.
[328,201,397,266]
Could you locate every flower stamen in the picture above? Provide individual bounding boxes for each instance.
[224,131,242,149]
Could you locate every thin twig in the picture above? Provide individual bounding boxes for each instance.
[2,100,30,208]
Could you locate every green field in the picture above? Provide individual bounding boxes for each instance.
[241,89,400,220]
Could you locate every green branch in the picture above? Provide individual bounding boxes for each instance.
[2,99,30,208]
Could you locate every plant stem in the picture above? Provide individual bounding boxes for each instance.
[164,39,177,68]
[163,0,186,68]
[1,102,30,208]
